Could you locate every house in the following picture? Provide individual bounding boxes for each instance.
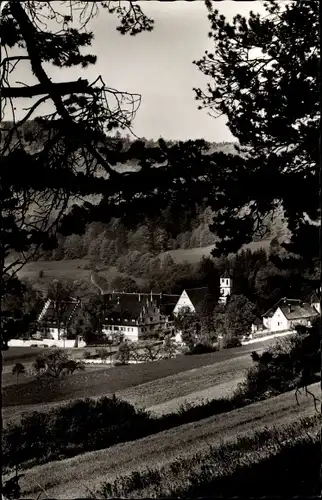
[173,287,208,316]
[262,297,319,333]
[102,292,180,342]
[37,296,81,340]
[307,289,321,315]
[173,274,233,316]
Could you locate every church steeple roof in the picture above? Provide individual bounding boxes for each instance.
[221,271,231,279]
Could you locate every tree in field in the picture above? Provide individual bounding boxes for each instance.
[12,363,26,384]
[162,334,177,359]
[0,1,155,350]
[33,348,83,378]
[214,294,256,348]
[237,318,321,403]
[61,359,85,375]
[194,1,319,263]
[96,345,113,365]
[115,340,135,365]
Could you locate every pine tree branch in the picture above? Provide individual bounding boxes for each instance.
[9,2,119,178]
[2,80,95,99]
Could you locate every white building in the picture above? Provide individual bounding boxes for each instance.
[173,287,208,316]
[262,297,319,332]
[102,292,179,342]
[219,273,232,304]
[173,274,233,317]
[37,297,81,341]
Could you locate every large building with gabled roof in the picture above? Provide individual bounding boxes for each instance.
[173,274,233,316]
[37,296,81,340]
[102,292,180,341]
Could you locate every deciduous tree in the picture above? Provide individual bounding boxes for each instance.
[12,363,26,384]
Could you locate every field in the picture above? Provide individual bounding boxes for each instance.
[3,340,270,425]
[14,260,146,293]
[13,236,274,292]
[97,415,321,498]
[165,238,272,264]
[16,382,320,499]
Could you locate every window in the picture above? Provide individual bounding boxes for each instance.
[226,279,229,285]
[150,317,153,321]
[114,326,119,331]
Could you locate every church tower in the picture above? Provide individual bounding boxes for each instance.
[219,272,232,305]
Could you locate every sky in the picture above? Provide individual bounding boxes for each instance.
[6,1,268,142]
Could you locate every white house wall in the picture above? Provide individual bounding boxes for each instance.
[270,308,289,332]
[219,278,232,304]
[173,291,196,315]
[103,325,139,342]
[312,302,321,314]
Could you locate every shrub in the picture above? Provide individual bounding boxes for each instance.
[3,396,151,470]
[235,320,321,401]
[186,343,217,355]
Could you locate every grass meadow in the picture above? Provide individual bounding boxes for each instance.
[14,383,320,499]
[3,343,267,424]
[96,414,321,498]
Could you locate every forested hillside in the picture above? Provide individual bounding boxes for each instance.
[8,120,287,261]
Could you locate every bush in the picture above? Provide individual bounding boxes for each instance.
[223,336,242,349]
[186,343,217,355]
[3,396,151,470]
[115,340,135,365]
[235,320,320,401]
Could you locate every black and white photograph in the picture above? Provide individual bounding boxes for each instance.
[1,0,320,498]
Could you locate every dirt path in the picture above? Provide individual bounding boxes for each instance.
[19,383,321,499]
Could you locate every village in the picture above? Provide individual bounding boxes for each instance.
[8,274,321,359]
[1,1,320,498]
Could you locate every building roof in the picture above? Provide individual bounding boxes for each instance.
[38,297,80,326]
[307,290,321,304]
[185,287,208,313]
[221,270,231,279]
[252,317,263,326]
[280,300,319,321]
[263,298,319,321]
[103,292,180,324]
